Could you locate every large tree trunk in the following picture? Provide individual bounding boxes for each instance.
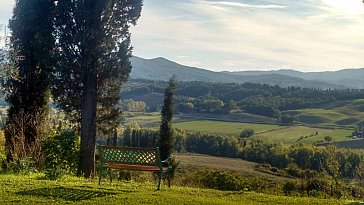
[79,73,97,178]
[77,0,101,179]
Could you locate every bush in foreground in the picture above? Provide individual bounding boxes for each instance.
[42,131,79,179]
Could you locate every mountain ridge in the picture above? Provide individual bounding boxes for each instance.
[130,56,362,89]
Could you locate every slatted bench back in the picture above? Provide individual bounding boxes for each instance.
[98,145,161,167]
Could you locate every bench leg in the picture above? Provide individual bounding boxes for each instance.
[167,173,171,188]
[108,168,112,183]
[157,172,162,191]
[99,167,103,185]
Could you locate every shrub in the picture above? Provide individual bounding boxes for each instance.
[195,170,268,192]
[283,181,299,196]
[324,136,332,142]
[42,131,79,180]
[8,157,37,174]
[306,178,330,197]
[285,163,303,177]
[239,128,255,138]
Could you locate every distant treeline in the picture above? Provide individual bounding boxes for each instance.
[121,80,364,118]
[105,127,364,181]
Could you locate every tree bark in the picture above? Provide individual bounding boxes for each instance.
[77,0,101,179]
[79,73,97,178]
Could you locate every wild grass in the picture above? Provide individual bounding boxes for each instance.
[0,173,359,205]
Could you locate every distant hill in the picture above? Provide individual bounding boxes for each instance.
[228,68,364,89]
[130,57,349,89]
[130,56,239,83]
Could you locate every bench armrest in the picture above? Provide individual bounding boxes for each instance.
[161,157,172,168]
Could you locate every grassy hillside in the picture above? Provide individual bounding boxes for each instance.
[124,112,352,144]
[173,120,352,144]
[0,174,358,205]
[175,153,290,183]
[125,112,162,127]
[283,99,364,127]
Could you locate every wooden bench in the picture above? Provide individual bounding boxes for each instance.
[97,145,173,190]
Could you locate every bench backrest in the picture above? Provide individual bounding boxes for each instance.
[97,145,162,167]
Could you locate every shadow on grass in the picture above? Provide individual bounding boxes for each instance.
[17,186,122,201]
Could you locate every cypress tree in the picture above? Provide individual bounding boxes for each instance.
[159,76,176,160]
[52,0,143,177]
[4,0,54,163]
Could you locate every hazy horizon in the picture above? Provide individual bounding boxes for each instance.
[1,0,364,72]
[134,55,364,73]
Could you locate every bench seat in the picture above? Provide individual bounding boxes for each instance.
[97,145,172,190]
[105,163,169,172]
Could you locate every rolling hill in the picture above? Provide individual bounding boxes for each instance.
[130,56,348,89]
[228,68,364,88]
[283,99,364,128]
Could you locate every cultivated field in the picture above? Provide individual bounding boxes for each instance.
[125,110,353,144]
[173,120,352,144]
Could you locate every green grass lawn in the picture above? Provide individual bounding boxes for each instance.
[0,174,359,205]
[173,120,352,144]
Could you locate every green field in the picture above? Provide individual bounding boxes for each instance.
[125,107,354,144]
[0,174,358,205]
[125,112,162,127]
[284,99,364,127]
[173,120,352,144]
[174,120,279,136]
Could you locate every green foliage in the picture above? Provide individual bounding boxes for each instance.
[159,77,176,160]
[280,114,295,124]
[324,136,333,142]
[195,170,268,192]
[0,155,5,172]
[174,129,187,153]
[5,0,54,165]
[123,99,147,112]
[239,128,255,138]
[283,181,300,196]
[176,102,194,113]
[42,131,79,180]
[118,124,363,183]
[5,157,37,174]
[123,80,364,119]
[285,163,303,177]
[185,132,240,158]
[52,0,143,177]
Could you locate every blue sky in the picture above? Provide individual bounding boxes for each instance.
[2,0,364,72]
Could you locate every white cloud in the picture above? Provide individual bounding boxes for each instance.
[0,0,14,25]
[131,0,364,71]
[1,0,363,72]
[321,0,364,15]
[208,1,287,9]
